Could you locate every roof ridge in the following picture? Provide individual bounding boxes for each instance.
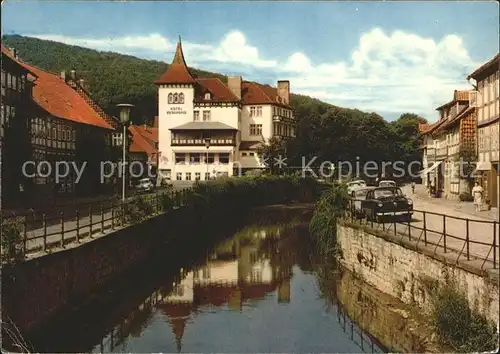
[251,81,274,104]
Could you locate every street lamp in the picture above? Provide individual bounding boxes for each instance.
[204,138,211,180]
[117,103,134,201]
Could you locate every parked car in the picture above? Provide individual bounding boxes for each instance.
[347,180,367,194]
[362,186,413,222]
[350,187,374,218]
[378,180,396,188]
[135,178,154,193]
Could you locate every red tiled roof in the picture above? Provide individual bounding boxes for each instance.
[195,78,239,102]
[242,81,292,108]
[418,123,433,133]
[1,45,36,76]
[454,90,470,101]
[129,125,158,156]
[3,46,113,130]
[154,39,197,85]
[467,53,500,80]
[435,90,470,111]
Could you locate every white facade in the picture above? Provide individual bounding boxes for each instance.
[156,40,294,181]
[167,271,194,303]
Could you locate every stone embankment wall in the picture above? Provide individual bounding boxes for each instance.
[336,221,500,326]
[1,210,181,336]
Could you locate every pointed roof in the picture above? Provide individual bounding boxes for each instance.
[155,37,197,85]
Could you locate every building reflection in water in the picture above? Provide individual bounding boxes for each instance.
[156,226,293,352]
[93,223,385,354]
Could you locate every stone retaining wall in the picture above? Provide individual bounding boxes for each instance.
[336,221,500,326]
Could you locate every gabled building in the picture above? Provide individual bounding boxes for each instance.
[2,45,121,206]
[156,38,295,181]
[128,124,159,181]
[1,46,37,208]
[467,53,499,208]
[418,90,476,199]
[433,90,476,199]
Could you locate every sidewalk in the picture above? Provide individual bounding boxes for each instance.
[405,184,498,222]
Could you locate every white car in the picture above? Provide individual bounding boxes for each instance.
[347,180,367,194]
[136,178,154,193]
[379,180,396,188]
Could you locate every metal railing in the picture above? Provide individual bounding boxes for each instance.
[1,188,193,257]
[345,199,499,270]
[336,303,386,353]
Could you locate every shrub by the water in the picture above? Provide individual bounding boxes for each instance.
[309,182,348,256]
[1,217,25,263]
[429,279,498,352]
[123,197,154,224]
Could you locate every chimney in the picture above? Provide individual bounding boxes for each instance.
[153,116,159,128]
[277,80,290,105]
[70,70,76,80]
[227,76,242,99]
[79,78,85,88]
[61,71,66,81]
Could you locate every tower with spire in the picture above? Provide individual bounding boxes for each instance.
[154,36,295,182]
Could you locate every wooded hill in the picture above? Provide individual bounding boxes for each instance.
[2,34,426,173]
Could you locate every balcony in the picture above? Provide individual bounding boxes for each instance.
[171,138,236,146]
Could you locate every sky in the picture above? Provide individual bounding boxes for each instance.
[2,0,499,121]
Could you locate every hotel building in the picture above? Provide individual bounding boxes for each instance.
[156,38,295,181]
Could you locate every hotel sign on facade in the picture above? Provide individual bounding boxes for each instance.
[166,107,187,115]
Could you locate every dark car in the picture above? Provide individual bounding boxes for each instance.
[362,187,413,222]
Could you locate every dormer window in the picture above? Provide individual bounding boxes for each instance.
[204,92,211,100]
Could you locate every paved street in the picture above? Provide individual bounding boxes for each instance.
[357,185,499,269]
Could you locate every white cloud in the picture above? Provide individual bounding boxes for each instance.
[28,28,480,120]
[281,28,479,119]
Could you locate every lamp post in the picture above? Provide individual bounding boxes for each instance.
[204,138,210,180]
[117,104,134,202]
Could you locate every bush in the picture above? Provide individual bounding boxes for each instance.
[1,217,25,263]
[123,197,154,224]
[430,280,498,352]
[309,182,348,256]
[459,192,473,202]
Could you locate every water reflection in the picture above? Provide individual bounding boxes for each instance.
[82,224,388,353]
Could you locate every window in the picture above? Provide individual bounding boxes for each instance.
[186,172,191,181]
[193,111,200,121]
[219,153,229,164]
[195,172,201,180]
[249,152,255,156]
[190,153,201,164]
[203,111,211,121]
[176,172,182,180]
[242,152,248,156]
[205,172,210,180]
[204,92,211,100]
[168,93,173,104]
[175,153,186,164]
[206,153,215,163]
[250,124,262,136]
[250,106,263,117]
[179,93,184,104]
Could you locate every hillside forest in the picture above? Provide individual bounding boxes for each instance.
[2,35,427,177]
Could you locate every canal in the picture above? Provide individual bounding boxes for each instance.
[26,217,389,353]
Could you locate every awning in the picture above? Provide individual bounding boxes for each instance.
[419,161,443,175]
[475,162,491,171]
